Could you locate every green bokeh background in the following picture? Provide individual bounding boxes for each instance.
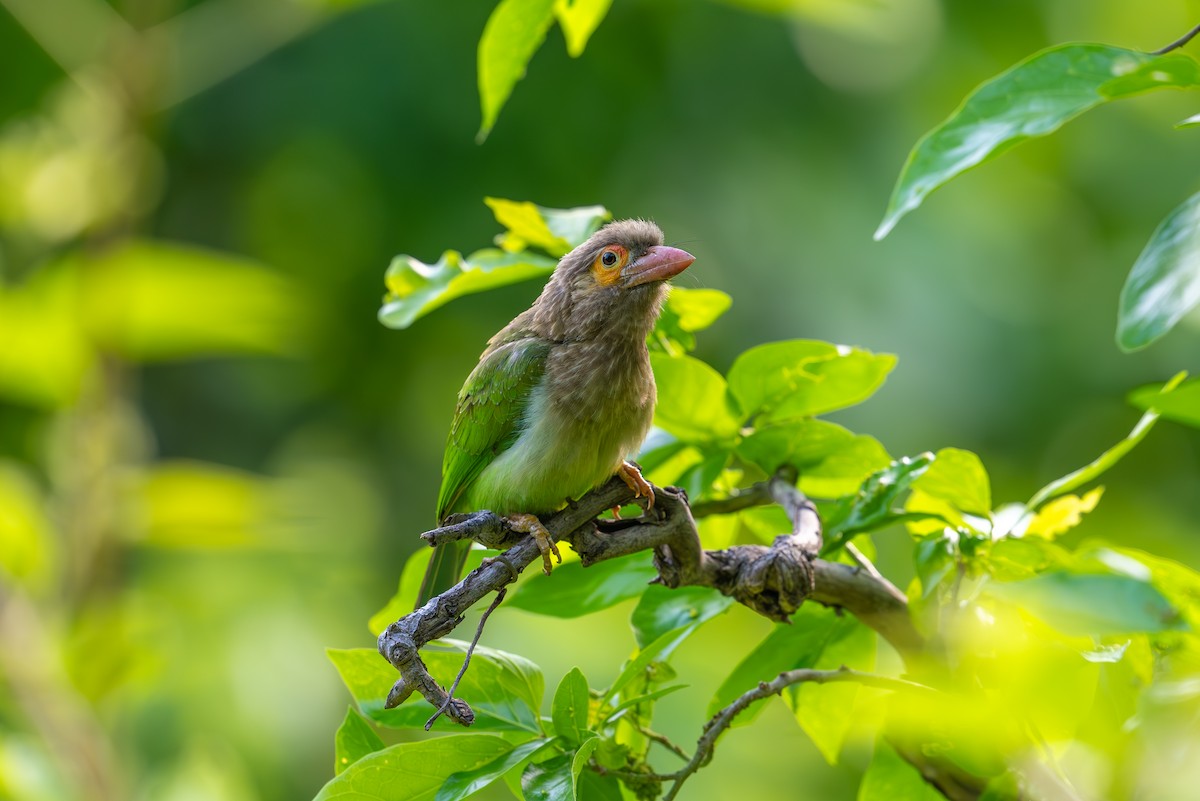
[2,1,1200,800]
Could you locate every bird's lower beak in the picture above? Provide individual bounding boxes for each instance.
[624,245,696,288]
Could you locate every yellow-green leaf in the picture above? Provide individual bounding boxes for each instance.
[553,0,613,57]
[1024,487,1104,539]
[477,0,557,141]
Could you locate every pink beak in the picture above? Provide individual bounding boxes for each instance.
[624,245,696,288]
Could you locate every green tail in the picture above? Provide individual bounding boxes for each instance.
[415,540,471,608]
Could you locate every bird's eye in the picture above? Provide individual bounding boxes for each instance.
[601,250,619,267]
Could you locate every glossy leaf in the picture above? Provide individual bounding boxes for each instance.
[521,738,598,801]
[334,707,384,775]
[606,625,693,703]
[649,288,732,355]
[911,447,991,517]
[823,453,936,552]
[1027,373,1185,508]
[708,605,859,722]
[313,734,513,801]
[328,643,544,733]
[858,739,945,801]
[477,0,557,140]
[650,353,742,442]
[553,0,613,57]
[485,197,608,256]
[787,617,875,764]
[876,45,1200,239]
[630,585,734,649]
[379,248,556,329]
[437,738,554,801]
[736,419,890,497]
[551,668,591,744]
[1118,190,1200,350]
[726,340,896,423]
[1129,376,1200,429]
[985,572,1182,636]
[1024,488,1104,538]
[508,553,656,618]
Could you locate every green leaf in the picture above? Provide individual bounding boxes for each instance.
[650,353,742,442]
[708,605,858,722]
[913,531,957,598]
[328,643,544,733]
[1119,190,1200,350]
[0,463,54,587]
[552,668,591,745]
[726,340,895,423]
[605,684,687,719]
[1028,372,1186,508]
[630,585,734,649]
[508,553,656,618]
[313,734,513,801]
[876,45,1200,239]
[576,770,623,801]
[911,447,991,517]
[521,738,599,801]
[606,625,693,703]
[823,453,936,552]
[379,248,556,329]
[334,707,384,775]
[553,0,613,57]
[477,0,557,140]
[857,739,945,801]
[786,618,875,764]
[485,197,609,255]
[736,419,890,497]
[437,738,555,801]
[83,240,301,361]
[649,288,732,355]
[985,572,1182,636]
[1130,376,1200,429]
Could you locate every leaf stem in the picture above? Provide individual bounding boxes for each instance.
[1152,22,1200,55]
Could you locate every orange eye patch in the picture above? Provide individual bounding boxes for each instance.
[591,245,628,285]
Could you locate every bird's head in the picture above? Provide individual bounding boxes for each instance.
[532,219,695,341]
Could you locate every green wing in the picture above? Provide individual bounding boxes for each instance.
[436,337,551,521]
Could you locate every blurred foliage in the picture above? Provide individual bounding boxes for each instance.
[2,2,1200,801]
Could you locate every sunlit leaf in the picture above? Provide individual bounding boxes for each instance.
[1024,487,1104,538]
[1129,376,1200,429]
[553,0,613,57]
[606,625,693,703]
[477,0,557,140]
[437,738,554,801]
[823,453,936,552]
[650,353,742,442]
[551,668,591,744]
[83,240,300,360]
[787,618,875,764]
[313,734,513,800]
[334,707,384,775]
[726,340,895,423]
[708,605,859,722]
[379,248,556,329]
[0,463,54,587]
[1028,372,1186,508]
[857,739,944,801]
[1118,190,1200,350]
[485,197,608,255]
[913,530,957,598]
[737,419,890,496]
[649,288,732,355]
[911,447,991,517]
[630,585,734,649]
[0,265,92,407]
[876,45,1200,239]
[508,553,656,618]
[328,643,544,733]
[985,572,1182,636]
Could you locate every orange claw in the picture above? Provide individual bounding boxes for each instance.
[617,461,655,510]
[505,513,560,576]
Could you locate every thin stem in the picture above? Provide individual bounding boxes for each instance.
[425,587,507,730]
[1152,22,1200,55]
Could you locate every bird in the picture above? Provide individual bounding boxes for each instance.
[416,219,696,606]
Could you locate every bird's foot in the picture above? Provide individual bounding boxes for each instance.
[618,460,655,510]
[505,513,560,576]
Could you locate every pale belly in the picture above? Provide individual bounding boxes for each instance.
[463,380,652,515]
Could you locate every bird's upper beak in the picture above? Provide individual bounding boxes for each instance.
[623,245,695,288]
